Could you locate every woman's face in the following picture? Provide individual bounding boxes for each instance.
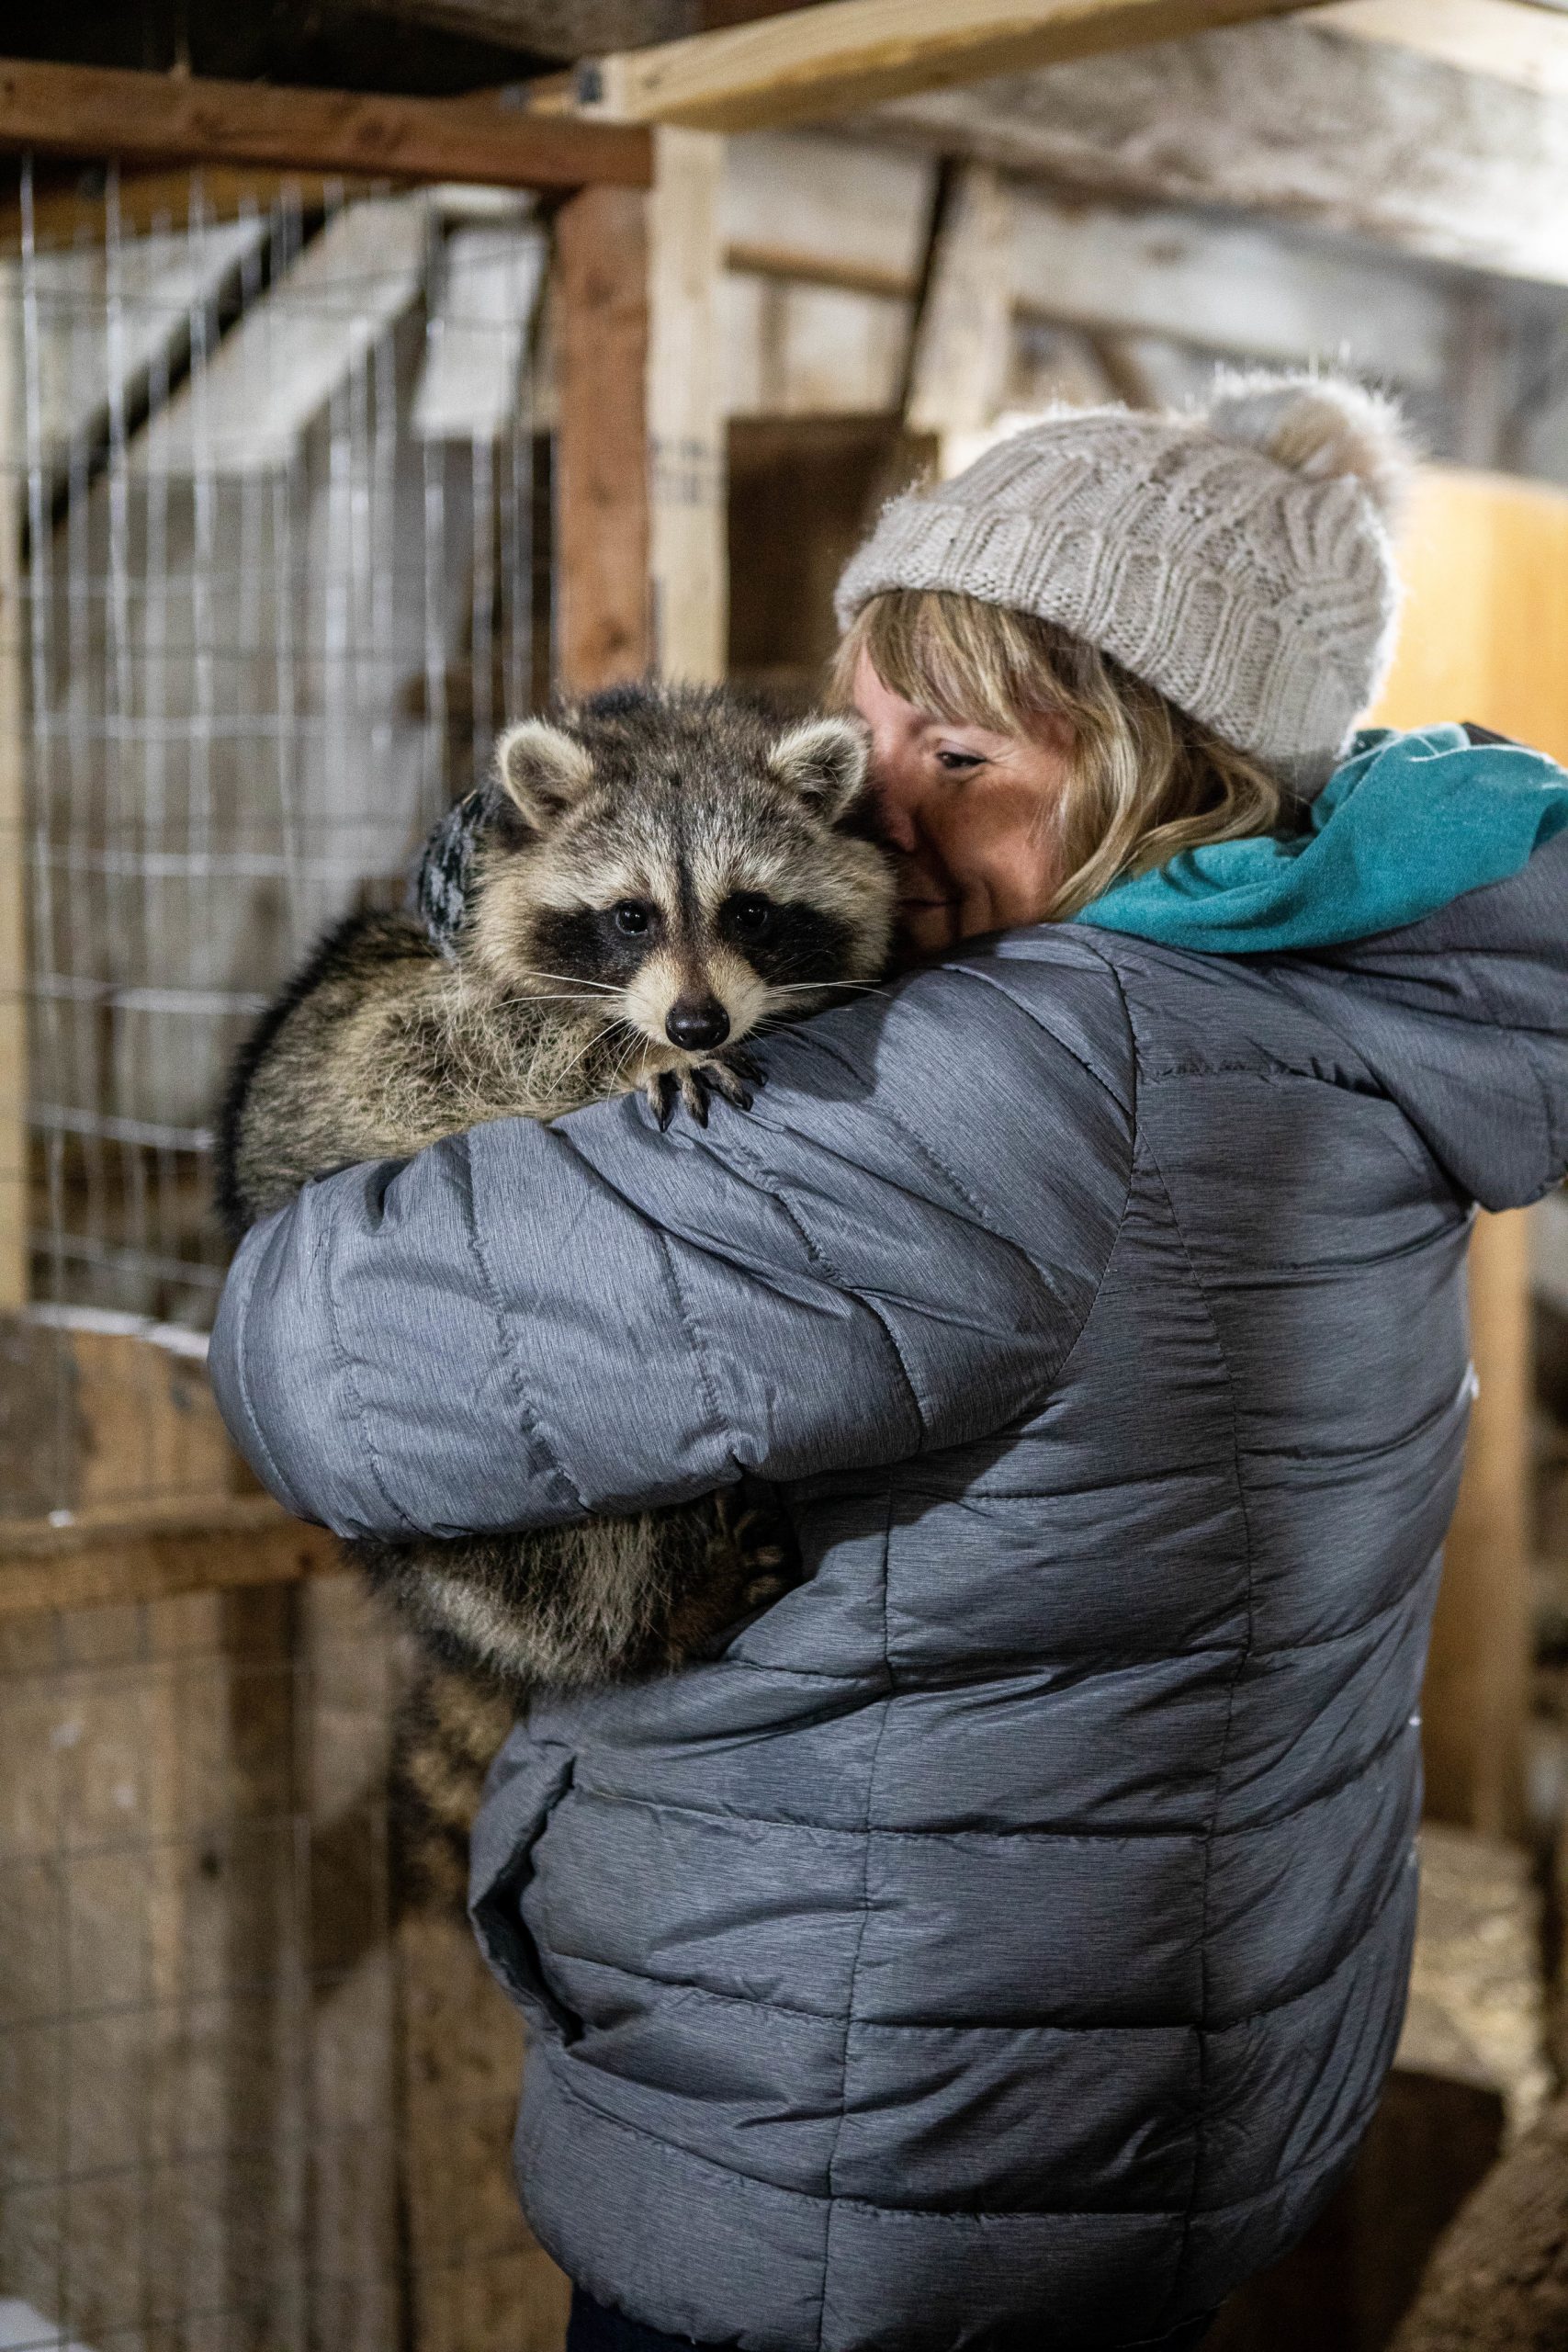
[851,653,1074,957]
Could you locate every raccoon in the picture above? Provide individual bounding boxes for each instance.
[219,683,896,1907]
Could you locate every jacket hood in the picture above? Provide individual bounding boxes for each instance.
[1078,725,1568,1211]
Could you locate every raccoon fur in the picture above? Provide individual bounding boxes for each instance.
[218,683,896,1910]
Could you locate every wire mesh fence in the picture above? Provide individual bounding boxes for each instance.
[0,153,564,2348]
[0,1573,563,2352]
[5,157,547,1335]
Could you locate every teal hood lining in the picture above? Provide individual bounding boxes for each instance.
[1073,724,1568,956]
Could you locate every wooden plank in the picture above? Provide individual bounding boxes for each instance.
[649,129,727,682]
[569,0,1333,131]
[1394,1825,1550,2136]
[906,164,1016,440]
[1369,465,1568,1840]
[1008,190,1454,390]
[0,168,540,254]
[0,1510,337,1618]
[1424,1210,1534,1840]
[301,1573,401,2350]
[136,194,431,477]
[864,19,1568,290]
[553,184,653,691]
[0,265,23,1309]
[1319,0,1568,99]
[397,1908,562,2352]
[720,130,934,292]
[0,56,652,191]
[1375,466,1568,768]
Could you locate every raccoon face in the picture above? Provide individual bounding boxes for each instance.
[467,688,895,1069]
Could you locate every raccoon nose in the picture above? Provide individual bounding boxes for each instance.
[666,995,730,1052]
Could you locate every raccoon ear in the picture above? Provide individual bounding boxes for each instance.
[494,720,596,827]
[767,717,870,823]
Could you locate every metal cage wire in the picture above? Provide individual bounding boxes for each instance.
[1,153,560,2352]
[10,155,546,1331]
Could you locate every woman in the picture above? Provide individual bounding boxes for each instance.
[211,372,1568,2352]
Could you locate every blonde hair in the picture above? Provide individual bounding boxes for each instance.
[831,590,1286,921]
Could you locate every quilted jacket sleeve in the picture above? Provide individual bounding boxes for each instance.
[208,939,1134,1542]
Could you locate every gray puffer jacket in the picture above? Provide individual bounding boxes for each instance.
[210,832,1568,2352]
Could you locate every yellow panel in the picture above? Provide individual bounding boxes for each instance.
[1374,465,1568,764]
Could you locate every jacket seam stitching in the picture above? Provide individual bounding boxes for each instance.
[317,1204,421,1537]
[817,1480,897,2352]
[652,1225,726,1458]
[538,1853,1408,2034]
[534,2047,1386,2219]
[456,1129,588,1513]
[227,1236,307,1518]
[566,1703,1419,1842]
[1135,1125,1260,2335]
[712,1116,927,1446]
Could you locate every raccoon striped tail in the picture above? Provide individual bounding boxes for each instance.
[390,1661,516,1918]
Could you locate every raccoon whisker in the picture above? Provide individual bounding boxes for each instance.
[513,968,625,997]
[763,980,891,997]
[553,1016,632,1091]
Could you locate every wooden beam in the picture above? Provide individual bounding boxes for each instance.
[569,0,1333,131]
[1009,189,1455,390]
[648,128,728,681]
[720,130,934,293]
[0,1503,337,1616]
[1319,0,1568,99]
[1424,1213,1533,1840]
[906,164,1016,440]
[553,184,654,690]
[863,17,1568,289]
[0,271,24,1309]
[0,55,651,190]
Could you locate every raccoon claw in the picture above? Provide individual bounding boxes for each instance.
[678,1067,711,1126]
[699,1057,756,1114]
[645,1070,681,1131]
[649,1052,762,1129]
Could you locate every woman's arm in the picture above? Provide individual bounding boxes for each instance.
[209,942,1134,1542]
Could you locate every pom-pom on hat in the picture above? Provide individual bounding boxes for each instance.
[835,368,1416,797]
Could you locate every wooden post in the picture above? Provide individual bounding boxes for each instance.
[905,163,1016,455]
[553,185,654,694]
[1423,1210,1533,1839]
[0,264,25,1307]
[648,127,727,684]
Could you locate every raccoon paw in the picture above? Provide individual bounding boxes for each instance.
[647,1051,764,1130]
[741,1567,794,1610]
[646,1069,681,1130]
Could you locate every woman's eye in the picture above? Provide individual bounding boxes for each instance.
[729,894,773,936]
[613,900,651,935]
[935,749,987,775]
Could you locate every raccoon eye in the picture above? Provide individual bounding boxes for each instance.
[728,893,774,938]
[612,899,652,936]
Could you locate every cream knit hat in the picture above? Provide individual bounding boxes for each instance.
[835,371,1415,797]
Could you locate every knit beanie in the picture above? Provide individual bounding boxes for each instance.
[834,370,1415,797]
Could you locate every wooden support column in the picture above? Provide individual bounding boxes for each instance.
[553,184,654,694]
[905,163,1016,451]
[648,127,727,684]
[0,268,24,1307]
[1424,1210,1533,1839]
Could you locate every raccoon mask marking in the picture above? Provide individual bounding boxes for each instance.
[460,687,895,1126]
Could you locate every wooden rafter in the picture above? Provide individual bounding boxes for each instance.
[0,54,651,188]
[565,0,1336,132]
[1318,0,1568,99]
